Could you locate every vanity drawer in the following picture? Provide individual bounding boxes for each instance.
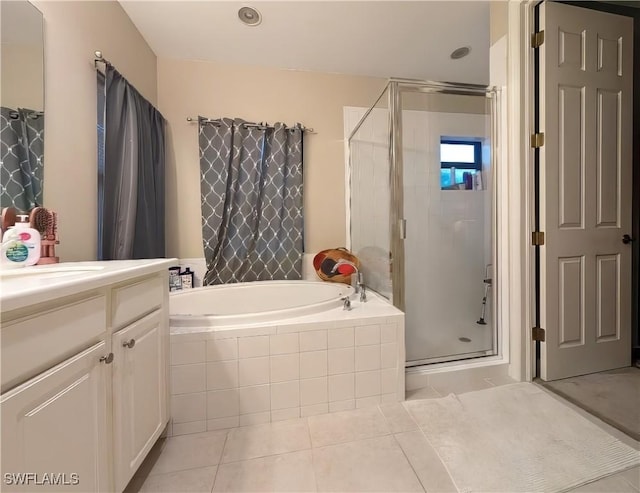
[112,275,164,330]
[1,294,107,393]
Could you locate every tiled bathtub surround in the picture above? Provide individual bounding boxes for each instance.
[169,294,404,435]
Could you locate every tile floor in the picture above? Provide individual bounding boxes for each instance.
[127,377,640,493]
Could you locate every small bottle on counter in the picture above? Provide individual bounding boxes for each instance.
[168,266,182,291]
[180,268,194,289]
[1,214,41,268]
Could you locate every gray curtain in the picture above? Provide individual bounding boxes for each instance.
[99,65,166,260]
[0,107,44,212]
[199,117,304,284]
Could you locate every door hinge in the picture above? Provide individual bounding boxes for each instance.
[530,133,545,148]
[531,30,545,48]
[532,327,546,342]
[531,231,545,246]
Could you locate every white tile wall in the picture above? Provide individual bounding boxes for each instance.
[206,361,238,390]
[329,399,355,412]
[169,313,404,435]
[271,381,300,410]
[355,345,381,372]
[239,336,270,358]
[270,333,299,355]
[206,338,238,361]
[239,357,270,387]
[171,364,206,395]
[328,374,355,402]
[207,389,239,419]
[328,347,355,375]
[300,377,328,406]
[171,341,206,365]
[270,354,300,383]
[300,351,328,379]
[328,327,354,348]
[299,330,328,351]
[239,385,271,414]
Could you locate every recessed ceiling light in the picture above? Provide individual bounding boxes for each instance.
[450,46,471,60]
[238,6,262,26]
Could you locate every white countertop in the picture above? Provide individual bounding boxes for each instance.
[0,259,176,313]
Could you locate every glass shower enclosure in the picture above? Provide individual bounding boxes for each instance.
[347,80,499,366]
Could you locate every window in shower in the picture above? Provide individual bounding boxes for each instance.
[440,139,482,190]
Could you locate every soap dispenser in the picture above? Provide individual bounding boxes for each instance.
[1,214,41,267]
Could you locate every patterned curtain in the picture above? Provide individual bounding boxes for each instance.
[199,117,304,284]
[0,107,44,212]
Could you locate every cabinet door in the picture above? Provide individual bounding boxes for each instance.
[1,341,110,492]
[112,310,167,492]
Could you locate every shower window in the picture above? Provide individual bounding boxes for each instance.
[440,139,482,190]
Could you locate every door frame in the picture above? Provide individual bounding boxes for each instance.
[515,0,640,380]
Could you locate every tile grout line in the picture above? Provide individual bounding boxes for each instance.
[208,463,219,493]
[403,399,462,493]
[216,428,232,466]
[305,416,321,492]
[209,429,230,492]
[377,403,426,493]
[390,432,427,493]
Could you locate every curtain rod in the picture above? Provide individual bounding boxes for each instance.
[8,110,44,120]
[94,50,112,70]
[186,117,315,134]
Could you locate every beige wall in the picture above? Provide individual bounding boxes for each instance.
[403,92,489,114]
[1,43,44,110]
[490,1,509,45]
[158,57,385,259]
[33,0,157,261]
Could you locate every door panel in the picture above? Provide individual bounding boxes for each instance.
[558,85,584,229]
[539,1,633,380]
[596,254,620,341]
[112,310,166,492]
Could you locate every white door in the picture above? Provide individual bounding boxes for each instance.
[1,342,110,492]
[539,2,633,381]
[112,310,166,492]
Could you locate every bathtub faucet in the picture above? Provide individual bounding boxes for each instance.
[356,272,367,302]
[342,296,351,311]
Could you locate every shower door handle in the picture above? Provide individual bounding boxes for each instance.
[399,219,407,239]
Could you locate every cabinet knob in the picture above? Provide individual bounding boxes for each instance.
[100,353,114,364]
[123,339,136,349]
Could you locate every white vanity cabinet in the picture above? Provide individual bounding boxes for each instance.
[0,260,173,493]
[1,341,110,492]
[112,310,167,492]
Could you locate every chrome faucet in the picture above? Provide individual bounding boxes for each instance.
[342,296,351,311]
[340,296,351,310]
[357,272,367,302]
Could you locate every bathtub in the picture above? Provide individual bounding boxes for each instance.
[168,280,405,436]
[170,281,354,328]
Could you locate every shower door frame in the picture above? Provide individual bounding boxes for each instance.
[349,79,502,367]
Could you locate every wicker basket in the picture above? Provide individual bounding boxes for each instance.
[313,248,360,285]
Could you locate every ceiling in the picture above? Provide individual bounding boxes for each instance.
[119,1,491,84]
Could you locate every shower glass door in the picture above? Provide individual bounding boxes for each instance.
[347,86,393,300]
[399,85,498,365]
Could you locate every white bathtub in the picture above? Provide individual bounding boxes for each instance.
[167,281,405,436]
[170,280,354,327]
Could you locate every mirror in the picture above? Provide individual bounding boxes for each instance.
[0,0,44,213]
